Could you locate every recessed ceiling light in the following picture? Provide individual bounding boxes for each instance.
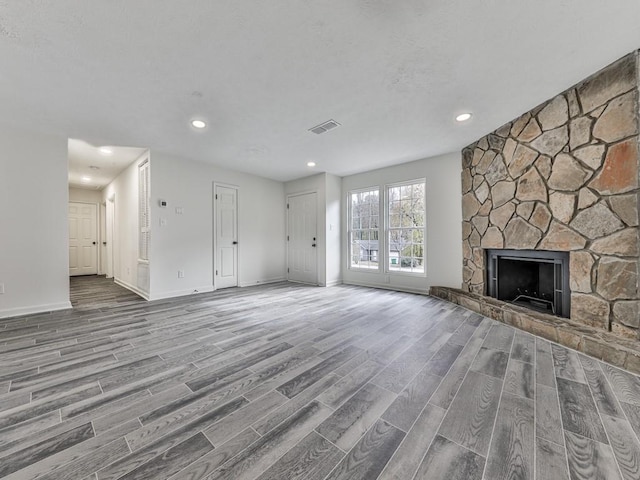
[81,176,91,182]
[307,161,316,167]
[99,147,113,156]
[191,119,206,129]
[455,112,473,122]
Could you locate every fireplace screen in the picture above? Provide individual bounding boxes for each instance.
[485,249,570,318]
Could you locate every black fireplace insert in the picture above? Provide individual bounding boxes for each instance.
[485,249,570,318]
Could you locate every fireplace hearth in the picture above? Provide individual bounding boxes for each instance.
[486,249,570,318]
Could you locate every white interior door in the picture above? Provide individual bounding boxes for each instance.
[69,202,98,276]
[288,192,317,284]
[215,185,238,289]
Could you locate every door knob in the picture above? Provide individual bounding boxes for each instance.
[92,241,97,245]
[233,241,238,245]
[312,244,316,247]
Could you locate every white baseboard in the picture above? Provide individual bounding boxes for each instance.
[325,279,343,287]
[341,280,428,295]
[239,277,286,288]
[148,286,215,301]
[0,301,72,319]
[114,278,150,300]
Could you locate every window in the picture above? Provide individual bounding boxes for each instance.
[138,159,150,262]
[348,188,380,270]
[348,180,426,275]
[387,180,426,274]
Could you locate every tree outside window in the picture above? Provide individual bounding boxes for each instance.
[387,181,425,273]
[349,189,380,270]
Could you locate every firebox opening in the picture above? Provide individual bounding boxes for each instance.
[497,258,555,313]
[485,249,570,318]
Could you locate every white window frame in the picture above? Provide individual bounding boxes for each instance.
[347,187,381,272]
[385,178,427,277]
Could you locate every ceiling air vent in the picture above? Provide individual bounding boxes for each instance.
[309,119,341,135]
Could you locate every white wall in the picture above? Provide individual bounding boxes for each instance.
[149,152,285,300]
[341,152,462,294]
[103,151,150,298]
[325,174,342,286]
[69,187,102,204]
[0,123,71,317]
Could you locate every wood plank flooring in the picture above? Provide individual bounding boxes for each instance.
[2,275,640,479]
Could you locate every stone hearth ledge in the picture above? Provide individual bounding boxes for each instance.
[430,286,640,374]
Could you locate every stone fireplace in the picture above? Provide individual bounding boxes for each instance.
[431,50,640,371]
[458,51,640,339]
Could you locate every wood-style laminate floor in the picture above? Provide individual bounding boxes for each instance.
[2,275,640,480]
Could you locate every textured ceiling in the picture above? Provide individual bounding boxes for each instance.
[1,1,639,182]
[68,139,148,189]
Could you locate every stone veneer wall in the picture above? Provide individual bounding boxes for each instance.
[461,51,640,338]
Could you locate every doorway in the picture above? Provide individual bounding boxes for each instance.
[68,202,98,276]
[214,184,239,289]
[287,192,318,285]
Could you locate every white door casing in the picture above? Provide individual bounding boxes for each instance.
[215,184,238,289]
[69,202,98,276]
[287,192,318,285]
[100,202,107,275]
[106,196,115,278]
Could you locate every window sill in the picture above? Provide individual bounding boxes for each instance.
[348,266,381,273]
[386,270,428,278]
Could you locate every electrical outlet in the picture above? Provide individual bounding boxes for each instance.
[0,283,4,294]
[178,270,184,278]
